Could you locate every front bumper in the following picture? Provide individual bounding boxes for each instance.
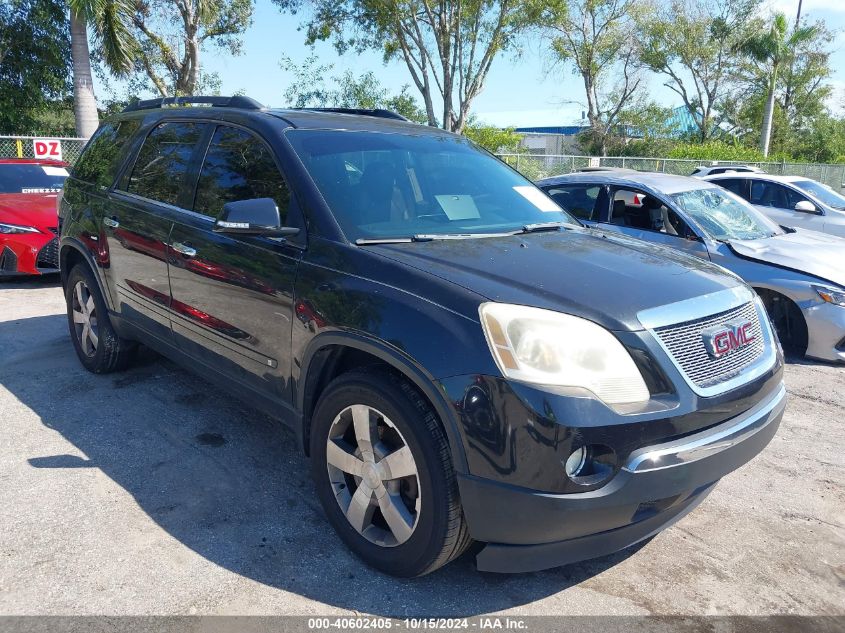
[0,233,58,276]
[803,301,845,363]
[459,382,786,573]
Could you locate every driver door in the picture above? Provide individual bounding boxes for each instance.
[597,186,711,259]
[167,124,304,403]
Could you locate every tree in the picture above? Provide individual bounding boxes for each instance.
[281,54,429,123]
[544,0,644,156]
[722,17,831,157]
[67,0,137,137]
[638,0,758,142]
[739,12,818,157]
[276,0,541,133]
[0,0,71,134]
[120,0,253,97]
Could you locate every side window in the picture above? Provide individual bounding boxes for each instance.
[193,126,290,222]
[750,181,798,209]
[610,188,694,237]
[544,185,601,221]
[72,119,141,188]
[783,187,810,209]
[126,121,203,207]
[716,178,747,199]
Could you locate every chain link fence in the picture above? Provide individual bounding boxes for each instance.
[497,153,845,192]
[0,135,87,165]
[3,136,844,191]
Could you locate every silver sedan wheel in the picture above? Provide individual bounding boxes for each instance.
[326,404,421,547]
[71,280,99,358]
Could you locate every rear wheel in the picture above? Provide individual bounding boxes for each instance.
[65,264,135,373]
[310,369,471,577]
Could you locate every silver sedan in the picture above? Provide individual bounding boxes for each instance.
[703,173,845,238]
[537,171,845,363]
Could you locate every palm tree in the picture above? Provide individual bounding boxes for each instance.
[741,12,817,157]
[67,0,137,138]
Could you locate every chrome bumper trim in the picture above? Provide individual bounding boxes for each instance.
[623,383,786,473]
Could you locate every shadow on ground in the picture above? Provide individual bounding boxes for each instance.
[1,313,647,617]
[0,273,61,290]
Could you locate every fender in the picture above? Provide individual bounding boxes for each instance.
[297,330,469,474]
[59,236,115,312]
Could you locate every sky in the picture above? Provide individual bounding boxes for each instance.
[93,0,845,128]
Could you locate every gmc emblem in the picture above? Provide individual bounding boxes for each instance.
[701,319,756,359]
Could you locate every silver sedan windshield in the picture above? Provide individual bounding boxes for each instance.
[671,188,783,241]
[793,179,845,210]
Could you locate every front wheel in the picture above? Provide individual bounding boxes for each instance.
[310,369,471,577]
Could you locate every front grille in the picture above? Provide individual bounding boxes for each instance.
[653,301,765,388]
[36,238,59,270]
[0,246,18,272]
[48,226,58,235]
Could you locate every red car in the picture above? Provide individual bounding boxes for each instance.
[0,158,69,276]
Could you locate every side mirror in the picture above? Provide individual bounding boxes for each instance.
[794,200,818,214]
[214,198,300,237]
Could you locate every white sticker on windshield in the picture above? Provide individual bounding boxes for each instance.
[41,166,69,177]
[435,194,481,220]
[513,185,561,212]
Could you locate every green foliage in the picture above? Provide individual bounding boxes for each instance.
[463,117,522,153]
[0,0,71,133]
[280,54,428,124]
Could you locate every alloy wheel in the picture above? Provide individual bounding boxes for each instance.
[71,280,99,357]
[326,404,421,547]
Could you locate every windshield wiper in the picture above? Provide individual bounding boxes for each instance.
[520,221,577,233]
[355,235,434,245]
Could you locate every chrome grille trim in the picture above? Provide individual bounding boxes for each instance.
[638,289,778,398]
[653,301,764,388]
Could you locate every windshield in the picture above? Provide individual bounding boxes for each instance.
[286,130,577,240]
[0,164,68,194]
[792,179,845,210]
[672,187,783,241]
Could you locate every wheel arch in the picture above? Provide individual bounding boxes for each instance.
[59,239,112,310]
[752,285,809,356]
[297,331,468,474]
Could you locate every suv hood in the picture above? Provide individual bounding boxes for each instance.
[367,228,744,331]
[729,229,845,288]
[0,193,59,230]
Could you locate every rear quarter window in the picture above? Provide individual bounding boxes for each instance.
[72,119,141,188]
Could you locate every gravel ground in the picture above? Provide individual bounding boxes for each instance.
[0,276,843,617]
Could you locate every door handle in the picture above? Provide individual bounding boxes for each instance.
[103,216,119,228]
[171,242,197,258]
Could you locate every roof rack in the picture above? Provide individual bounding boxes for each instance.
[122,95,264,113]
[294,107,409,122]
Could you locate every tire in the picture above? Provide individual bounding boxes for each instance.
[65,264,136,373]
[310,369,471,577]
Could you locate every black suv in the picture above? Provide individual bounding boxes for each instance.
[59,96,786,576]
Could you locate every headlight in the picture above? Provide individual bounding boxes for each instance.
[479,302,650,405]
[0,222,40,234]
[813,285,845,307]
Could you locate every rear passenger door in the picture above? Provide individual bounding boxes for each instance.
[105,121,207,341]
[749,180,819,230]
[167,124,302,404]
[599,186,711,259]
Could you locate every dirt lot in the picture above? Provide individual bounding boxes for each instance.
[0,275,843,617]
